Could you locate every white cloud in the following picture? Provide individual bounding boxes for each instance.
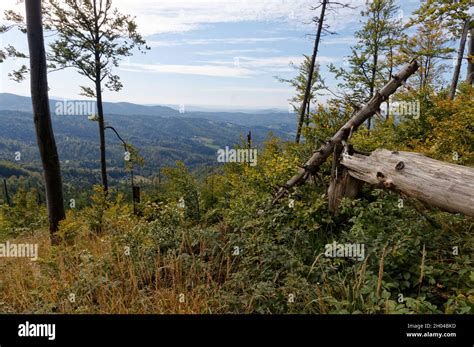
[120,53,338,78]
[195,48,280,56]
[148,37,292,47]
[203,87,293,93]
[205,55,338,70]
[1,0,368,37]
[120,62,255,78]
[112,0,367,36]
[320,36,358,46]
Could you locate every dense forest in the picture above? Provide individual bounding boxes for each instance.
[0,0,473,316]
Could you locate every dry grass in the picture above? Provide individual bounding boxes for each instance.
[0,229,226,314]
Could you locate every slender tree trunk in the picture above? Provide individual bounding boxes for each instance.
[3,179,11,206]
[25,0,65,242]
[450,19,470,100]
[305,96,311,126]
[386,41,394,121]
[467,22,473,86]
[96,76,108,192]
[367,84,375,130]
[296,0,327,144]
[368,39,379,130]
[93,0,108,192]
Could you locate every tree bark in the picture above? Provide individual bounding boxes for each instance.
[274,60,419,203]
[96,76,108,192]
[340,149,474,217]
[367,42,379,130]
[25,0,66,242]
[450,19,470,100]
[93,0,108,192]
[467,22,473,86]
[3,179,11,206]
[327,144,363,213]
[296,0,327,144]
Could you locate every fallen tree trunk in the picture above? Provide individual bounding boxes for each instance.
[340,149,474,217]
[273,60,419,203]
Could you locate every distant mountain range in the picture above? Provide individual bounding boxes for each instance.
[0,93,295,186]
[0,93,296,128]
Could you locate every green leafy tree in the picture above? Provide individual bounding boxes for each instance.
[413,0,472,99]
[1,10,28,80]
[162,162,201,222]
[277,55,324,141]
[400,20,453,91]
[44,0,149,191]
[329,0,403,129]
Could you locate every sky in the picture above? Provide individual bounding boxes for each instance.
[0,0,433,111]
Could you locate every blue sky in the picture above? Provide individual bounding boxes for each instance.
[0,0,438,110]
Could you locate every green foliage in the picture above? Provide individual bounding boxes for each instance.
[277,54,325,114]
[45,0,149,96]
[351,86,474,165]
[0,187,47,239]
[1,0,473,316]
[161,162,201,222]
[329,0,403,108]
[2,102,473,313]
[82,185,129,234]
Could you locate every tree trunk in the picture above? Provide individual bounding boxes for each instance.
[340,149,474,217]
[296,0,327,144]
[274,60,419,203]
[305,97,311,126]
[93,0,108,192]
[327,144,363,213]
[467,22,473,86]
[96,77,108,192]
[367,48,378,130]
[450,19,470,100]
[3,178,11,206]
[25,0,66,242]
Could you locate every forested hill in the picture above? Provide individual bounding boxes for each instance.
[0,93,295,176]
[0,108,292,175]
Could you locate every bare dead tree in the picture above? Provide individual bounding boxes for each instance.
[467,21,473,85]
[296,0,353,144]
[450,18,470,99]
